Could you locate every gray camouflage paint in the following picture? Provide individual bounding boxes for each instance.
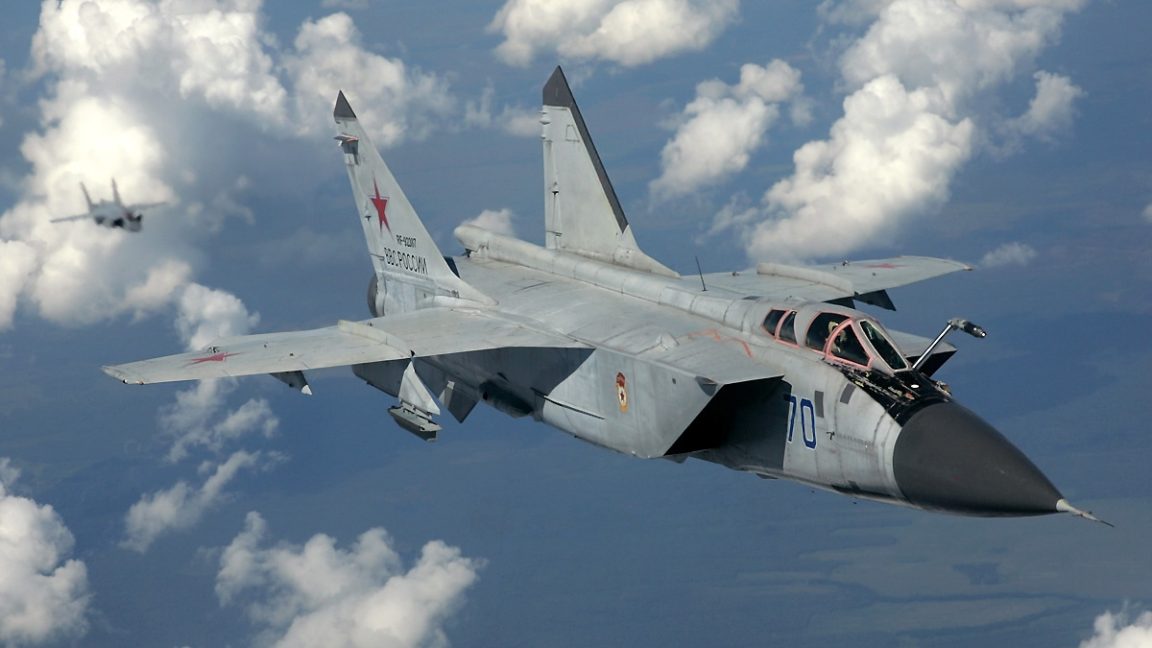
[104,69,1097,522]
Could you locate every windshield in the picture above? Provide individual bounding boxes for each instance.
[779,311,798,343]
[861,320,908,370]
[762,309,785,335]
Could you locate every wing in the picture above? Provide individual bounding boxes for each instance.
[50,213,92,223]
[125,202,166,212]
[702,256,972,310]
[104,308,588,385]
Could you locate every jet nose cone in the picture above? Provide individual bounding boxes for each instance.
[893,402,1062,516]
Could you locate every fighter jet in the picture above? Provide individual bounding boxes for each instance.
[51,179,164,231]
[103,68,1104,524]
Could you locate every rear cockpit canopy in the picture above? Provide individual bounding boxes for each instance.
[759,303,908,374]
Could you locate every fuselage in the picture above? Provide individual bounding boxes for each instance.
[91,201,142,231]
[358,229,1064,518]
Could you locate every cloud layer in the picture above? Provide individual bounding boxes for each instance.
[217,512,482,647]
[489,0,740,67]
[0,459,90,645]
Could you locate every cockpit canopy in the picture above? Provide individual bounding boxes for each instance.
[760,304,909,373]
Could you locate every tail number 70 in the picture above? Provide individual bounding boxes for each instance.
[786,395,817,449]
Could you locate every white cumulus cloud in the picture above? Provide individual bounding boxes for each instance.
[162,379,279,463]
[1080,609,1152,648]
[0,1,468,331]
[718,0,1085,262]
[122,450,281,553]
[498,106,544,137]
[980,241,1037,268]
[651,60,805,198]
[283,12,455,147]
[217,511,482,648]
[461,208,517,237]
[30,0,289,125]
[0,459,91,645]
[489,0,740,67]
[996,70,1084,151]
[175,283,261,352]
[163,284,278,462]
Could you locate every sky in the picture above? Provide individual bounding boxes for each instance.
[0,0,1150,646]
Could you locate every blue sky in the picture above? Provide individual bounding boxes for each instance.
[0,1,1150,646]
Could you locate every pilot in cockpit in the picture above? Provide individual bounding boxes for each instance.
[830,320,870,367]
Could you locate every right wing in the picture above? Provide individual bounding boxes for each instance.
[103,307,589,385]
[50,213,91,223]
[126,202,166,212]
[702,255,972,310]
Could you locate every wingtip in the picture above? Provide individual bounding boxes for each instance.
[334,91,357,121]
[101,365,140,385]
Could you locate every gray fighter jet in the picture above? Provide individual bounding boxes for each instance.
[104,68,1104,523]
[51,179,164,231]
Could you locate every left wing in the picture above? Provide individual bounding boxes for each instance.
[104,308,588,385]
[701,256,972,310]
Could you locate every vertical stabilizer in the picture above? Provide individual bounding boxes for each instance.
[80,183,94,210]
[111,178,122,205]
[333,92,490,313]
[541,67,676,277]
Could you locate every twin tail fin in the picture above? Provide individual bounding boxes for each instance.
[334,93,489,310]
[541,67,676,277]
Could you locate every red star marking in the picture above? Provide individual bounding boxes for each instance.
[370,178,390,233]
[863,262,902,269]
[188,351,238,365]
